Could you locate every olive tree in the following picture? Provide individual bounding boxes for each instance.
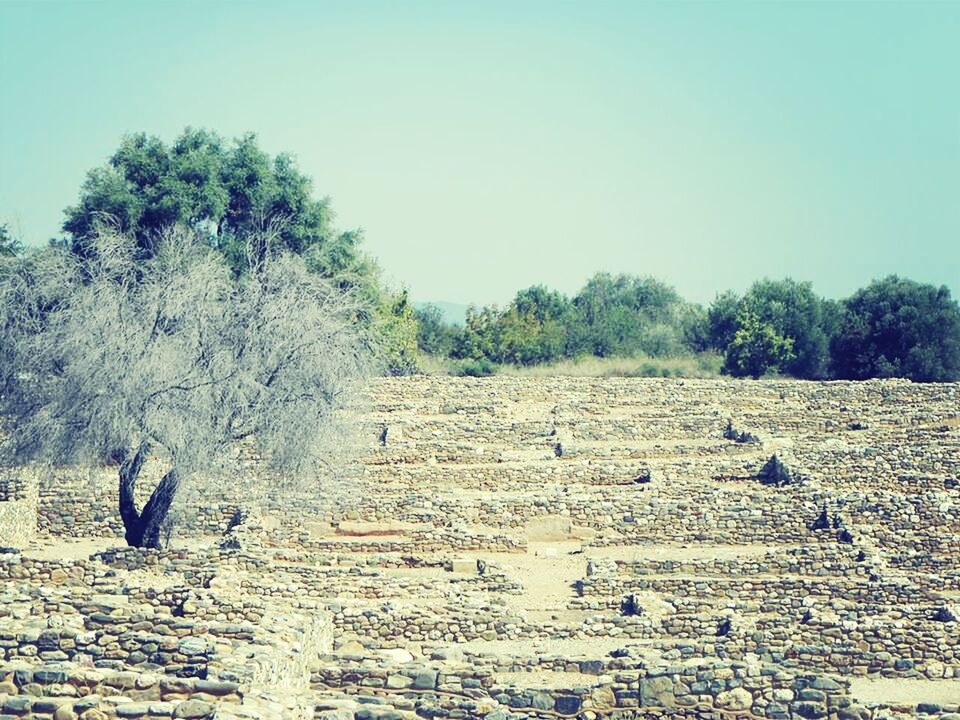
[0,226,371,548]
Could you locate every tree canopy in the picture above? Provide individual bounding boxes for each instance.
[0,227,370,548]
[60,128,417,373]
[830,276,960,382]
[417,272,958,383]
[63,130,340,273]
[705,279,839,379]
[721,307,795,379]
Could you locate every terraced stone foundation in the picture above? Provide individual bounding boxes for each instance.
[1,376,959,719]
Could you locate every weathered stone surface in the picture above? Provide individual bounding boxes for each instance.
[173,700,214,719]
[639,676,675,708]
[716,687,753,710]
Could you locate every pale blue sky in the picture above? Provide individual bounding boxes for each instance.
[1,1,957,306]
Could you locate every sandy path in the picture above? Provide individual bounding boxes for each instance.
[471,541,586,613]
[850,678,960,704]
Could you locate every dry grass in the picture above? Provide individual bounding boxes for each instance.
[496,353,722,378]
[415,352,722,378]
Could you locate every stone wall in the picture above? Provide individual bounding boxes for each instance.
[0,470,37,549]
[0,663,238,719]
[309,657,893,720]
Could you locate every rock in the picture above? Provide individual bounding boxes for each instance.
[80,711,109,720]
[412,670,438,690]
[932,605,959,622]
[590,687,616,710]
[193,680,238,696]
[177,638,208,656]
[809,506,831,531]
[34,669,69,684]
[554,696,581,715]
[173,700,214,719]
[337,521,417,537]
[54,707,79,720]
[386,675,413,690]
[725,420,760,444]
[758,454,795,486]
[639,676,675,708]
[809,677,841,691]
[3,696,32,714]
[378,648,414,664]
[115,704,151,718]
[838,706,870,720]
[448,559,477,574]
[716,687,753,711]
[356,708,406,720]
[530,692,553,711]
[339,639,368,656]
[633,467,653,483]
[317,711,355,720]
[792,701,827,719]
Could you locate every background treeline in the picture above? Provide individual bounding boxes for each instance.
[415,275,960,382]
[0,129,420,374]
[3,127,959,383]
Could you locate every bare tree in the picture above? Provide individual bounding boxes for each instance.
[0,226,371,548]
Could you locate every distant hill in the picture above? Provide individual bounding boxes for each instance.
[412,301,470,326]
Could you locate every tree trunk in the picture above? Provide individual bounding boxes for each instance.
[117,446,180,549]
[137,469,180,549]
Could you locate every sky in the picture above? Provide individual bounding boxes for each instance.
[1,1,958,307]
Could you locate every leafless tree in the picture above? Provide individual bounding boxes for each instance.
[0,226,372,548]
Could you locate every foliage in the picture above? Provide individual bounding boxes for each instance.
[451,357,497,377]
[371,288,420,376]
[570,273,689,357]
[451,305,501,362]
[722,308,795,379]
[830,276,960,382]
[740,279,836,379]
[447,275,698,367]
[705,291,742,351]
[708,279,838,379]
[0,224,24,258]
[424,271,958,383]
[0,227,370,547]
[62,128,417,375]
[63,130,342,275]
[448,287,576,366]
[414,303,457,357]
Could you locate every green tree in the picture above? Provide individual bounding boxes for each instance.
[452,305,501,361]
[414,304,457,357]
[0,225,24,258]
[707,280,837,378]
[572,273,687,357]
[830,276,960,382]
[723,308,795,379]
[706,291,742,351]
[741,278,834,379]
[63,129,343,276]
[501,286,574,364]
[62,128,418,374]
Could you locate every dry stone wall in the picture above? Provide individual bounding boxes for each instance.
[2,376,959,720]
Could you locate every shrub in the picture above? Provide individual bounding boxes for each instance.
[453,358,497,377]
[830,276,960,382]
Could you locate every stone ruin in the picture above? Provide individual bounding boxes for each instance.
[1,376,959,720]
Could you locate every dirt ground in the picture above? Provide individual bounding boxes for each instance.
[849,678,960,704]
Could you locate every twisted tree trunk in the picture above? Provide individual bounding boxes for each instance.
[118,445,181,549]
